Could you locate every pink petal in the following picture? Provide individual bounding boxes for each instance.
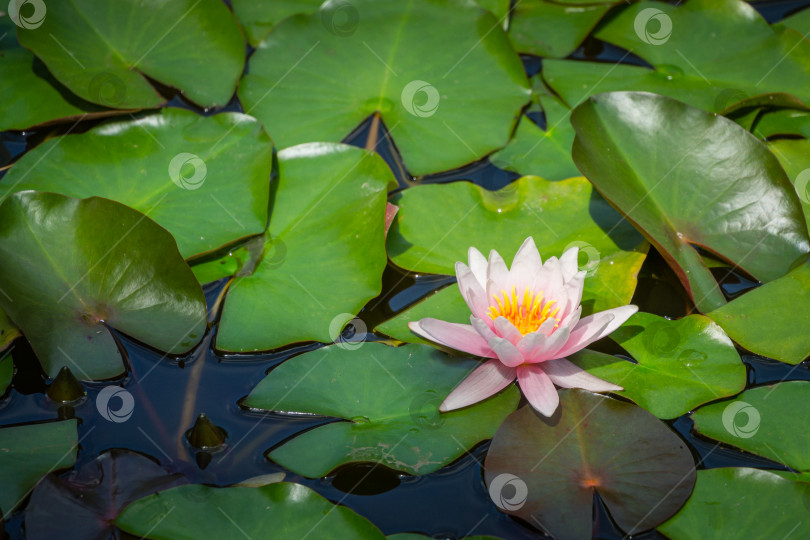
[468,246,488,290]
[493,316,522,344]
[518,325,571,363]
[559,305,582,332]
[558,270,586,322]
[408,319,496,358]
[517,364,559,417]
[555,305,639,358]
[439,359,516,411]
[559,246,580,282]
[542,358,623,392]
[488,336,525,367]
[470,315,497,341]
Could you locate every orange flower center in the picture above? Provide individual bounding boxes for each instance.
[487,286,559,335]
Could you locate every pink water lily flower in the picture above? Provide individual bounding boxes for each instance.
[409,237,637,417]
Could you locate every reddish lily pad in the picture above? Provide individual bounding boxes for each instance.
[25,449,187,540]
[484,391,695,540]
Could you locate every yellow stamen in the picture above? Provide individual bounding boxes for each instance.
[488,286,560,335]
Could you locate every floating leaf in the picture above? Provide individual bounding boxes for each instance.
[116,483,385,539]
[0,192,206,379]
[489,84,579,181]
[216,143,394,352]
[707,261,810,364]
[485,392,695,540]
[0,420,77,519]
[16,0,244,108]
[231,0,322,46]
[245,343,520,477]
[2,108,273,260]
[238,0,530,175]
[571,91,810,312]
[25,449,186,540]
[0,307,20,353]
[767,138,810,233]
[508,0,613,58]
[377,247,647,344]
[557,0,810,110]
[658,468,810,540]
[387,175,645,275]
[755,109,810,139]
[570,313,745,419]
[692,381,810,470]
[0,13,106,130]
[777,6,810,34]
[0,348,11,395]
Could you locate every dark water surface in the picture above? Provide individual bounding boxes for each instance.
[2,1,810,538]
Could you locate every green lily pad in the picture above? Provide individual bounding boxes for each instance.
[484,392,695,540]
[2,108,273,260]
[569,313,745,419]
[0,348,13,395]
[215,143,394,352]
[658,468,810,540]
[377,246,647,344]
[387,175,645,276]
[767,138,810,233]
[0,13,108,130]
[508,0,613,58]
[238,0,530,175]
[0,419,77,519]
[543,0,810,116]
[754,109,810,139]
[244,343,520,477]
[231,0,323,46]
[116,483,385,539]
[0,307,20,353]
[0,192,206,379]
[571,91,810,312]
[16,0,244,109]
[777,7,810,34]
[489,84,579,181]
[692,381,810,471]
[706,261,810,364]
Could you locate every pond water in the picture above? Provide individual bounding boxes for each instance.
[2,0,810,538]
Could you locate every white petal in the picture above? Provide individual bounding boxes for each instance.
[559,305,582,332]
[493,316,522,344]
[509,237,542,292]
[559,246,580,282]
[486,250,509,301]
[439,359,517,411]
[488,336,525,367]
[468,246,488,289]
[409,319,496,358]
[555,305,639,357]
[517,364,559,417]
[542,358,623,392]
[559,270,586,321]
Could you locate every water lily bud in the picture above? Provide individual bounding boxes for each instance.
[186,413,227,450]
[46,366,86,403]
